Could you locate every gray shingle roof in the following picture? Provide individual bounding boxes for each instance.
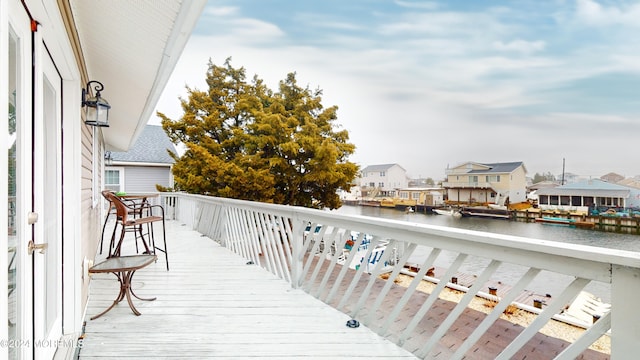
[361,164,405,173]
[467,161,524,174]
[111,125,176,164]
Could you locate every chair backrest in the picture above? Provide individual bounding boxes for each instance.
[104,191,131,224]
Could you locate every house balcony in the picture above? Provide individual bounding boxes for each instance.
[78,193,639,359]
[441,181,494,189]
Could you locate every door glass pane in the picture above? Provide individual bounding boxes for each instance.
[7,26,19,356]
[42,76,59,335]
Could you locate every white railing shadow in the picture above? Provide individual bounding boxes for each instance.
[159,192,640,359]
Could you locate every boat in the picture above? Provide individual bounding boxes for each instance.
[460,207,510,220]
[433,208,462,217]
[535,216,576,225]
[461,210,510,219]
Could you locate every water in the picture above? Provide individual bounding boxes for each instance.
[333,205,640,303]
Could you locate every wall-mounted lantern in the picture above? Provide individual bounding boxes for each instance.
[104,151,113,166]
[82,80,110,127]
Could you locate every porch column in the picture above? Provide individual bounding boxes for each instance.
[611,264,640,357]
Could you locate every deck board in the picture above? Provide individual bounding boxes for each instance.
[79,220,416,359]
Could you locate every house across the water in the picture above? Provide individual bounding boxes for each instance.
[535,179,640,215]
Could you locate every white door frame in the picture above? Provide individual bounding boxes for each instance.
[3,0,35,358]
[32,42,64,359]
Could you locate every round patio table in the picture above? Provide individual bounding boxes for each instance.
[89,254,157,320]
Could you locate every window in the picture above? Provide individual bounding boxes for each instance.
[412,192,420,200]
[400,192,408,199]
[378,182,384,188]
[539,195,549,205]
[571,196,582,206]
[380,171,386,176]
[105,168,123,192]
[583,196,594,207]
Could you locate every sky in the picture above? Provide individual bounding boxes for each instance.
[152,0,640,181]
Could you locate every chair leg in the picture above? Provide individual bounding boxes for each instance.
[137,224,151,254]
[99,211,112,254]
[109,222,118,255]
[160,218,168,271]
[150,219,169,271]
[111,227,127,258]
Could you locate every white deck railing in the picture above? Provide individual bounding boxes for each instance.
[156,192,640,359]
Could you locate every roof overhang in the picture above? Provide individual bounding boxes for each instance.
[69,0,206,151]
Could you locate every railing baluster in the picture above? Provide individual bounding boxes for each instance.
[363,243,418,326]
[450,267,541,359]
[496,277,590,359]
[347,239,399,318]
[419,259,501,357]
[313,227,345,299]
[556,310,611,359]
[399,253,468,344]
[323,228,356,304]
[379,247,442,335]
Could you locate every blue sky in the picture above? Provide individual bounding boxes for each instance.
[154,0,640,180]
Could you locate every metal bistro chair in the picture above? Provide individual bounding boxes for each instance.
[100,190,144,255]
[105,191,169,271]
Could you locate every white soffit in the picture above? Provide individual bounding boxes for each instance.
[70,0,206,151]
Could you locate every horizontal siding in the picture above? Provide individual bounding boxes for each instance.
[124,165,172,193]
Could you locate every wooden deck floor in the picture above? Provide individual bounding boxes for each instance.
[78,220,416,359]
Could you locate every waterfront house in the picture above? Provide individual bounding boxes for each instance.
[105,125,176,193]
[358,164,409,198]
[535,178,640,214]
[1,1,206,358]
[391,187,445,209]
[443,161,527,205]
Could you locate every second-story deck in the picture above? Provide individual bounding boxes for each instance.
[79,220,416,359]
[78,193,639,359]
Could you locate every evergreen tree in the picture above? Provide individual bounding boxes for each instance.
[158,58,358,209]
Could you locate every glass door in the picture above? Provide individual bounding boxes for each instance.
[7,20,20,360]
[6,0,33,358]
[32,50,63,359]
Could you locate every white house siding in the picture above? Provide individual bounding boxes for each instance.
[124,166,172,193]
[359,164,409,194]
[508,166,527,203]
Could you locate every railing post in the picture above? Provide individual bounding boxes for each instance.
[290,217,304,289]
[611,264,640,357]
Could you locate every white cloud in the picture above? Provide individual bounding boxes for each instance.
[575,0,640,27]
[154,1,640,179]
[492,39,546,55]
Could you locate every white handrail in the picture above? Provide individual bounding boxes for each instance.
[160,192,639,359]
